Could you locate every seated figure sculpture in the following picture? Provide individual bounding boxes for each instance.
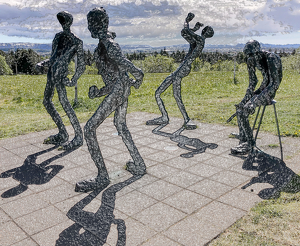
[146,13,214,129]
[231,40,282,155]
[75,7,146,192]
[36,11,85,150]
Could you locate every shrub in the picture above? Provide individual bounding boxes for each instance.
[0,55,13,75]
[133,55,175,73]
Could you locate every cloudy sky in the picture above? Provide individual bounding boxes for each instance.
[0,0,300,46]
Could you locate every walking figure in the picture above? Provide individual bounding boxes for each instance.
[36,11,85,150]
[75,7,146,192]
[146,13,214,129]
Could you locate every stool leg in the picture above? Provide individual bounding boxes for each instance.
[252,106,261,131]
[273,104,283,160]
[254,105,266,142]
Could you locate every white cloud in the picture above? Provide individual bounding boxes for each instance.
[0,0,299,45]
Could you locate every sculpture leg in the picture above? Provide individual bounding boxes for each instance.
[56,82,83,150]
[76,91,123,192]
[114,99,146,176]
[146,75,173,125]
[43,75,68,145]
[236,109,248,143]
[231,108,255,155]
[173,78,196,129]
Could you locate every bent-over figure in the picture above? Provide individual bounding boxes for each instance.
[231,40,282,155]
[37,11,85,150]
[146,13,214,129]
[75,7,146,192]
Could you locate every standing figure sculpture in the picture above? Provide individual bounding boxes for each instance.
[146,13,214,129]
[37,11,85,150]
[231,40,282,155]
[75,7,146,192]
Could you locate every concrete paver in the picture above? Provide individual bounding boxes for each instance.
[0,112,299,246]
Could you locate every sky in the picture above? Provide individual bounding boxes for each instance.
[0,0,300,46]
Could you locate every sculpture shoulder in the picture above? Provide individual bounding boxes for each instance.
[104,38,123,58]
[70,33,83,45]
[53,32,63,40]
[265,52,281,63]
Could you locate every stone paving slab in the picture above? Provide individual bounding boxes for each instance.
[0,112,299,246]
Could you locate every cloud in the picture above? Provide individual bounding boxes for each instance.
[0,0,299,45]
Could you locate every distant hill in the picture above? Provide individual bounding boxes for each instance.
[0,42,299,55]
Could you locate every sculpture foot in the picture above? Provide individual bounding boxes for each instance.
[183,119,197,130]
[125,161,146,176]
[43,133,68,145]
[75,176,110,193]
[231,142,253,155]
[58,136,83,151]
[146,117,169,125]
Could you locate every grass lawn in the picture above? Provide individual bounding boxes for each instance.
[1,70,300,139]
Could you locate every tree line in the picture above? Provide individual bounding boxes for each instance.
[0,49,94,75]
[0,47,297,76]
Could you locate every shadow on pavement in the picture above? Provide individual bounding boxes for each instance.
[0,146,74,198]
[152,124,218,158]
[56,175,143,246]
[241,151,299,199]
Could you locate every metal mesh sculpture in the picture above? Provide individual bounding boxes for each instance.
[230,40,282,155]
[75,7,146,193]
[146,13,214,129]
[36,11,85,150]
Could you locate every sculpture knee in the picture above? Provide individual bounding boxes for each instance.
[237,108,249,118]
[173,88,181,101]
[43,97,52,109]
[114,120,127,136]
[155,89,162,100]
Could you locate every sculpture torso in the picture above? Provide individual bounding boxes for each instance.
[175,34,205,78]
[50,31,81,66]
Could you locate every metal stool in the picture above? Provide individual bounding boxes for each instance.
[252,100,283,160]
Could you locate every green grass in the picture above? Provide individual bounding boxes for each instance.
[1,70,300,139]
[209,175,300,245]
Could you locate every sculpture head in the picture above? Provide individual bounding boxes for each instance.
[243,40,263,66]
[87,7,109,39]
[243,40,261,57]
[57,11,73,31]
[201,26,214,39]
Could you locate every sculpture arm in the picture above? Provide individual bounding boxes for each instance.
[36,34,58,69]
[110,42,144,89]
[238,57,258,107]
[49,33,59,65]
[181,13,203,44]
[254,69,268,95]
[266,54,282,92]
[66,40,86,87]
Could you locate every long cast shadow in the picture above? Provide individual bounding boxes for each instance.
[56,175,143,246]
[0,146,74,198]
[152,124,218,158]
[241,151,299,199]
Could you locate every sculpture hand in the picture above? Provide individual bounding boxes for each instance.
[130,78,142,89]
[235,103,244,110]
[191,22,204,32]
[62,77,72,87]
[88,85,99,99]
[186,13,195,23]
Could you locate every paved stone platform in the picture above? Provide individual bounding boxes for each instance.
[0,112,299,246]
